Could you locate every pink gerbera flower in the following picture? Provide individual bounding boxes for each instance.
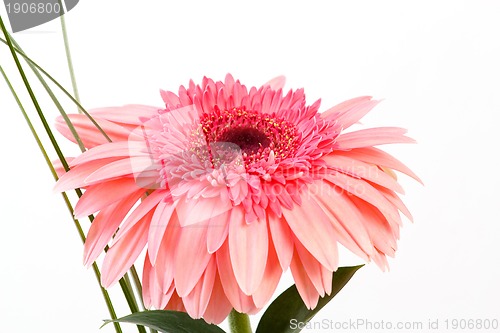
[54,74,420,324]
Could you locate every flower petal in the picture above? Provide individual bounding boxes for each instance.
[147,199,178,265]
[229,207,268,295]
[74,178,142,218]
[101,212,150,288]
[252,238,282,308]
[289,250,320,310]
[334,147,422,183]
[154,213,181,291]
[112,190,169,244]
[216,240,256,313]
[55,114,133,148]
[83,190,144,266]
[324,172,401,228]
[268,213,294,271]
[335,127,416,150]
[176,196,232,227]
[201,272,233,324]
[70,141,149,167]
[54,158,118,192]
[174,222,212,297]
[84,156,156,185]
[282,195,338,271]
[264,76,286,90]
[206,210,230,254]
[323,153,404,194]
[312,184,373,259]
[182,256,216,319]
[322,96,378,129]
[294,237,328,297]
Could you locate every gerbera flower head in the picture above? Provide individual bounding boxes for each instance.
[55,74,420,323]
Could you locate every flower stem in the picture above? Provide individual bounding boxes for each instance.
[228,309,252,333]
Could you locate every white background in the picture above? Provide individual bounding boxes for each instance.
[1,1,499,332]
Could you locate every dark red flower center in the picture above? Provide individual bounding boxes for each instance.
[217,127,271,155]
[199,106,299,170]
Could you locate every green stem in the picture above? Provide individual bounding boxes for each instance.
[130,265,145,308]
[59,3,81,111]
[119,274,147,333]
[228,309,253,333]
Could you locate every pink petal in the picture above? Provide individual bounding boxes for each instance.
[54,158,119,192]
[293,237,327,297]
[142,254,153,309]
[322,96,378,130]
[154,213,181,292]
[165,291,186,312]
[282,195,339,271]
[142,253,174,309]
[335,147,422,183]
[53,157,74,178]
[228,206,268,295]
[147,199,178,265]
[376,184,413,222]
[312,185,373,259]
[74,178,142,218]
[174,221,212,297]
[350,196,398,257]
[201,272,233,324]
[83,190,144,266]
[216,240,256,313]
[89,104,159,125]
[371,247,390,271]
[324,172,401,228]
[252,238,282,308]
[183,256,216,319]
[176,196,232,227]
[101,212,150,288]
[323,153,404,194]
[290,251,320,309]
[268,213,294,271]
[70,141,149,166]
[112,190,169,244]
[335,127,416,150]
[160,90,181,107]
[55,114,132,148]
[206,211,230,254]
[264,76,286,90]
[321,96,372,119]
[84,156,156,185]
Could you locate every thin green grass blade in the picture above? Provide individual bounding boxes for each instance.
[3,30,147,333]
[59,5,81,113]
[0,36,111,143]
[0,64,123,333]
[3,18,147,333]
[0,17,70,172]
[1,17,148,333]
[8,37,86,152]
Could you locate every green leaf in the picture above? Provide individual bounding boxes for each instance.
[256,265,363,333]
[102,310,227,333]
